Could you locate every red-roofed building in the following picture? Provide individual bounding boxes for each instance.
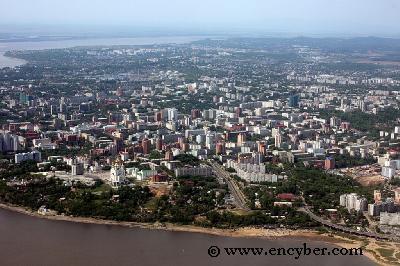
[25,131,39,140]
[276,193,297,201]
[151,174,168,183]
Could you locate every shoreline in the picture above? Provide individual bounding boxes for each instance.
[0,52,27,68]
[0,35,213,69]
[0,202,320,238]
[0,203,388,265]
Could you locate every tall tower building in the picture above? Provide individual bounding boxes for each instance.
[165,150,174,161]
[156,137,163,151]
[191,109,201,119]
[330,117,341,128]
[275,133,282,148]
[288,94,300,108]
[324,157,335,170]
[258,142,266,155]
[154,111,162,122]
[142,138,151,155]
[216,142,225,155]
[237,133,246,147]
[167,108,178,121]
[359,100,366,112]
[394,188,400,204]
[235,107,242,118]
[374,190,382,203]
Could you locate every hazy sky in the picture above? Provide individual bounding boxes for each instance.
[1,0,400,36]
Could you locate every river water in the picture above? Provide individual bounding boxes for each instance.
[0,208,374,266]
[0,36,207,68]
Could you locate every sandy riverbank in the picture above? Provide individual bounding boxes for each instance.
[0,203,330,239]
[0,203,395,265]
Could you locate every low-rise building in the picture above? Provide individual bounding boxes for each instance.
[175,165,212,177]
[15,150,41,163]
[225,159,284,183]
[126,167,157,181]
[380,212,400,226]
[71,162,84,175]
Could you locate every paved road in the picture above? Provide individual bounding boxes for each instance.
[362,211,377,232]
[209,163,399,242]
[210,161,250,211]
[299,206,400,242]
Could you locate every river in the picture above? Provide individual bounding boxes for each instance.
[0,36,208,68]
[0,208,374,266]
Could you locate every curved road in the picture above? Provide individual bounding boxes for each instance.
[299,206,400,242]
[210,161,399,242]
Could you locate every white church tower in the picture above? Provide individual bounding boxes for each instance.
[110,156,125,188]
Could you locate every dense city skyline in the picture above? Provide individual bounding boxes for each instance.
[1,2,400,265]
